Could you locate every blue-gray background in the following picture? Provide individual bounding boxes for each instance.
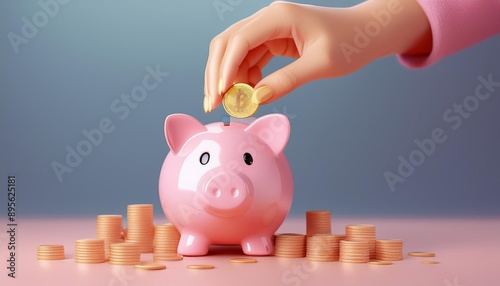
[1,0,499,218]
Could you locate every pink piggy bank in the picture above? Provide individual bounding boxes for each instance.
[159,113,294,256]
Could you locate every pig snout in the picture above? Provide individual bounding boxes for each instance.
[202,172,252,216]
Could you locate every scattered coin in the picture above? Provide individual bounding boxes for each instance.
[222,83,258,118]
[229,257,257,263]
[153,254,183,262]
[368,261,394,265]
[134,262,166,270]
[186,264,215,270]
[408,252,435,257]
[420,260,440,264]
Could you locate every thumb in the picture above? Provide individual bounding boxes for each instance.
[254,48,332,104]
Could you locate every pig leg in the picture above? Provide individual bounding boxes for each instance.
[241,235,273,255]
[177,233,211,256]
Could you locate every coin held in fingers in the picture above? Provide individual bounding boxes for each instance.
[222,83,258,118]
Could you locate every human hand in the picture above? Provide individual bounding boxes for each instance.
[203,0,431,112]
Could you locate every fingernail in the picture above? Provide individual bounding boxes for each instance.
[203,96,209,113]
[207,95,213,112]
[252,86,273,104]
[218,77,224,95]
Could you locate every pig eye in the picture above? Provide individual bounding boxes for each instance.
[243,153,253,165]
[200,152,210,165]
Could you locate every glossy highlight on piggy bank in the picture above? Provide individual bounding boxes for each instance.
[159,114,294,256]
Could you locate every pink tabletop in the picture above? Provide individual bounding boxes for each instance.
[0,216,498,286]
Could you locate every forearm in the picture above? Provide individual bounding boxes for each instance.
[351,0,432,61]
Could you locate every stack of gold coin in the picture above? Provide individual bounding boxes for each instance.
[345,224,376,259]
[37,245,65,260]
[153,223,182,261]
[96,215,123,259]
[339,240,369,263]
[306,211,331,237]
[306,234,338,262]
[375,239,403,261]
[74,239,105,264]
[126,204,154,253]
[109,242,141,265]
[274,233,306,258]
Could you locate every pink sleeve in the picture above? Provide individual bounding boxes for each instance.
[398,0,500,69]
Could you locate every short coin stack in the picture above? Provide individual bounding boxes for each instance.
[274,233,306,258]
[96,215,123,259]
[153,223,183,261]
[306,234,338,262]
[109,242,141,265]
[126,204,154,253]
[345,224,376,259]
[306,211,331,237]
[74,239,105,264]
[375,239,403,261]
[339,240,369,263]
[37,245,65,260]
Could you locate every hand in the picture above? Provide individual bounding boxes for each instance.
[203,0,431,113]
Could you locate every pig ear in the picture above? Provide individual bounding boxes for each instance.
[245,114,290,156]
[165,114,207,155]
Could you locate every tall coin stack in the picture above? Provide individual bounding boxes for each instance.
[375,239,403,261]
[274,233,306,258]
[153,223,182,261]
[306,234,338,262]
[339,240,369,263]
[126,204,154,253]
[74,239,105,264]
[109,242,141,265]
[345,224,376,259]
[96,215,123,259]
[306,211,331,237]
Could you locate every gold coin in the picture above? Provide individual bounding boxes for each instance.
[408,252,435,257]
[222,83,258,118]
[229,257,257,263]
[134,262,166,270]
[186,264,215,270]
[153,254,183,261]
[368,261,393,265]
[37,256,65,260]
[420,260,440,264]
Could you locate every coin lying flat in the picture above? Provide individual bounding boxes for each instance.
[222,83,258,118]
[420,260,440,264]
[134,262,166,270]
[368,261,393,265]
[229,258,257,263]
[186,264,215,270]
[408,252,435,257]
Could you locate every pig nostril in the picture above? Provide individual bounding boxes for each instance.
[231,188,239,198]
[212,189,221,198]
